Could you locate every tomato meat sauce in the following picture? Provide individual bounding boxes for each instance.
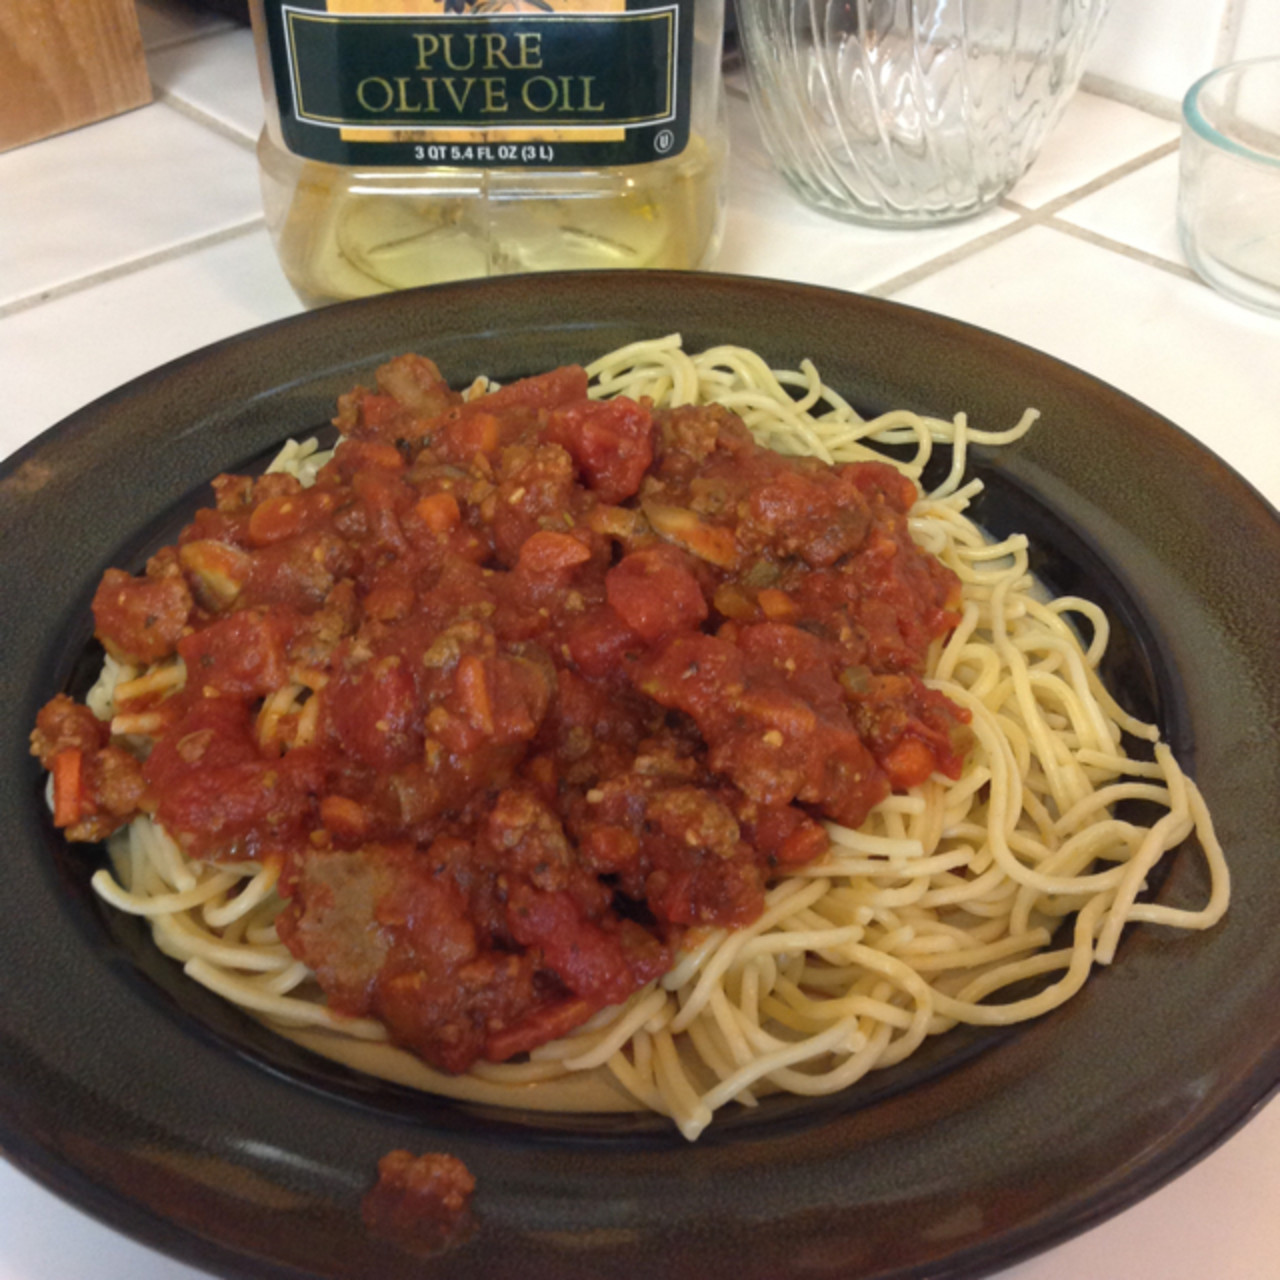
[361,1149,475,1256]
[31,354,970,1075]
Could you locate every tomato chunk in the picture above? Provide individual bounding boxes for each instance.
[605,545,708,644]
[178,612,290,699]
[544,396,654,503]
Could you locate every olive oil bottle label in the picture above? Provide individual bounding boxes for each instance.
[262,0,694,168]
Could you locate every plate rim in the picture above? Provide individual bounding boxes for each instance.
[3,269,1279,1280]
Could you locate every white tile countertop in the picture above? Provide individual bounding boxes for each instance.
[1,3,1278,1278]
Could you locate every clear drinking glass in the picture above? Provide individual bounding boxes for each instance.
[736,0,1110,226]
[1178,56,1280,317]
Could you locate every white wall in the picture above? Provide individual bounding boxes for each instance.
[1085,0,1280,108]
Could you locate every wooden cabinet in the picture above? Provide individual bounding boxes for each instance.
[0,0,152,153]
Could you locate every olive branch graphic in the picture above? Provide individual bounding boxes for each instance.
[443,0,555,12]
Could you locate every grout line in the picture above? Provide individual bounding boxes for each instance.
[869,212,1201,301]
[1003,137,1195,281]
[721,60,1189,301]
[0,48,1203,327]
[151,86,260,153]
[1215,0,1247,66]
[869,136,1191,298]
[868,198,1200,302]
[1041,218,1201,285]
[0,219,267,321]
[1003,138,1181,219]
[1077,73,1182,120]
[720,62,1188,302]
[863,218,1035,298]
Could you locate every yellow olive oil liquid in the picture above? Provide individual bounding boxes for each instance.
[259,132,726,307]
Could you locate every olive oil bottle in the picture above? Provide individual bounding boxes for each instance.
[249,0,728,307]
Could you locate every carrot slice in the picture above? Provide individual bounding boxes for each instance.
[757,588,799,621]
[454,655,494,735]
[415,491,461,533]
[320,794,368,841]
[883,737,937,789]
[51,748,84,827]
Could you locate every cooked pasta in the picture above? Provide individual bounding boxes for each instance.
[67,336,1228,1141]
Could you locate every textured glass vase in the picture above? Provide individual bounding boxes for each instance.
[737,0,1110,225]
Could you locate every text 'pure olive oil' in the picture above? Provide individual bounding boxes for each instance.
[249,0,729,306]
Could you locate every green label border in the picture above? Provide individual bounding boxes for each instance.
[286,10,677,131]
[266,0,694,169]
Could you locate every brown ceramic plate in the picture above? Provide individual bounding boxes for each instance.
[2,272,1278,1280]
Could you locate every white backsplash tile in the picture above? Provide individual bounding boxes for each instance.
[1231,0,1280,60]
[0,101,263,308]
[149,27,265,142]
[1086,0,1232,105]
[1054,151,1184,267]
[1006,92,1178,208]
[0,230,301,460]
[887,225,1280,501]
